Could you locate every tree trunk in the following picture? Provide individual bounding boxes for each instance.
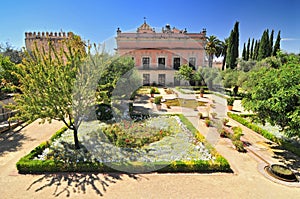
[233,86,239,96]
[73,127,80,149]
[222,54,227,70]
[209,55,213,68]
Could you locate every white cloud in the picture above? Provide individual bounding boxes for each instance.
[281,38,300,41]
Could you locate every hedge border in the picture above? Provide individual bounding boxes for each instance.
[228,112,300,158]
[16,115,232,174]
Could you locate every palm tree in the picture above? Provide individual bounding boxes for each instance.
[218,38,229,70]
[205,35,221,68]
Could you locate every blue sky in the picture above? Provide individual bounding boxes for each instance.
[1,0,299,54]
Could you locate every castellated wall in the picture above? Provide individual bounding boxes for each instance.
[24,31,73,54]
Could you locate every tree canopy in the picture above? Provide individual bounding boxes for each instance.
[242,54,300,137]
[226,21,239,69]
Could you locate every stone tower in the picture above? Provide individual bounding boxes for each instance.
[24,31,73,53]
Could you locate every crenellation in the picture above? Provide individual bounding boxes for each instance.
[25,30,72,54]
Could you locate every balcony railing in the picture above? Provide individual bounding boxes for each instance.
[137,65,176,70]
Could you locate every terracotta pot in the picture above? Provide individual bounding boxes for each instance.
[227,105,233,111]
[151,93,154,98]
[156,104,162,111]
[200,93,204,98]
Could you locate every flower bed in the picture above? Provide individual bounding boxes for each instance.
[17,115,231,173]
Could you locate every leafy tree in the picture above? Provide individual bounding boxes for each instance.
[222,68,248,96]
[237,58,257,72]
[198,67,222,90]
[242,55,300,137]
[0,42,24,64]
[205,35,221,68]
[175,64,194,81]
[226,21,239,69]
[9,34,101,149]
[175,64,202,86]
[273,30,281,56]
[97,55,135,104]
[0,54,20,92]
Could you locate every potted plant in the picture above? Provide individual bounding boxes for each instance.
[204,118,211,127]
[150,87,156,98]
[154,96,162,111]
[227,97,235,111]
[198,112,203,119]
[211,112,217,119]
[200,87,204,98]
[222,118,229,126]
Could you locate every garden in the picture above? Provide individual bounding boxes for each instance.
[17,114,231,173]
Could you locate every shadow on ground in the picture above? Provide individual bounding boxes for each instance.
[27,172,144,197]
[271,145,300,179]
[0,125,29,156]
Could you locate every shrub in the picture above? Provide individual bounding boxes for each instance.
[205,118,211,127]
[154,96,162,104]
[222,118,229,125]
[150,87,156,94]
[227,97,235,106]
[101,121,171,148]
[233,140,246,152]
[200,87,204,94]
[211,112,217,118]
[198,112,203,119]
[228,112,300,158]
[232,126,243,141]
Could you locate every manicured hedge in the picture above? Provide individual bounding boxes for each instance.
[16,115,232,174]
[228,113,300,157]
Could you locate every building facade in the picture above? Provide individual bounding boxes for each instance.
[116,22,207,86]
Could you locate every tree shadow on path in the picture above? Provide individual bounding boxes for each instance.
[0,124,29,156]
[271,145,300,179]
[27,172,145,197]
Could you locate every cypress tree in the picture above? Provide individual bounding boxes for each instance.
[253,40,260,60]
[273,30,281,56]
[246,38,250,60]
[258,30,269,60]
[226,21,239,69]
[242,43,246,60]
[269,30,274,56]
[250,38,254,59]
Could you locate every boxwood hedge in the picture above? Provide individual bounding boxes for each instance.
[227,112,300,157]
[16,115,232,174]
